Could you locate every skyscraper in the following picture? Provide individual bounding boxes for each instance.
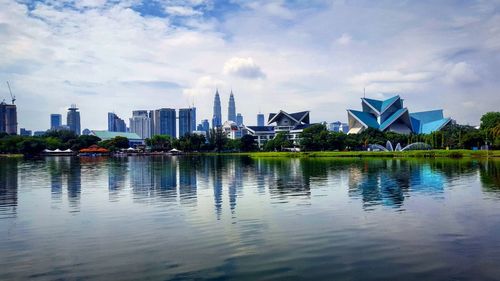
[129,110,151,139]
[228,90,236,122]
[236,113,243,125]
[179,107,196,137]
[0,102,17,134]
[212,89,222,128]
[67,104,81,135]
[50,114,62,130]
[153,108,176,138]
[108,112,127,132]
[257,113,265,126]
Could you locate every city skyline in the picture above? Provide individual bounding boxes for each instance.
[1,1,500,131]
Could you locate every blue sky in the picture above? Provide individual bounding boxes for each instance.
[1,0,500,131]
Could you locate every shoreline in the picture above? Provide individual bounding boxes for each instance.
[198,150,500,158]
[2,150,499,159]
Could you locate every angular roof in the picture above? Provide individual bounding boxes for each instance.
[379,108,410,131]
[268,110,310,125]
[347,109,379,129]
[91,130,142,140]
[362,95,400,114]
[245,126,275,133]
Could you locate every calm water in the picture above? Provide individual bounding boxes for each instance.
[1,156,500,280]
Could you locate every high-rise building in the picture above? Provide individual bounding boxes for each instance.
[212,89,222,128]
[67,104,81,135]
[257,113,265,126]
[153,108,176,137]
[201,119,210,134]
[236,113,243,125]
[0,102,17,134]
[129,110,151,139]
[179,107,196,137]
[50,114,62,130]
[108,112,127,132]
[228,90,236,122]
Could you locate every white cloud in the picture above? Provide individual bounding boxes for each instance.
[336,33,351,45]
[1,0,499,130]
[223,57,266,79]
[444,62,479,85]
[165,6,202,16]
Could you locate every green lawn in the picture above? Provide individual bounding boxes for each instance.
[204,150,500,158]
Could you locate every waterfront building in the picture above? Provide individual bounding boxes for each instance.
[90,130,144,147]
[268,110,312,144]
[179,107,196,137]
[153,108,176,137]
[244,126,275,148]
[82,128,91,135]
[108,113,127,132]
[328,121,349,133]
[236,113,243,126]
[212,89,222,128]
[0,102,17,134]
[129,110,151,139]
[50,114,62,130]
[347,95,451,134]
[228,91,236,122]
[20,128,32,136]
[257,113,265,126]
[67,104,81,135]
[222,121,244,139]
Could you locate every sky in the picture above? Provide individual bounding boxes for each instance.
[1,0,500,131]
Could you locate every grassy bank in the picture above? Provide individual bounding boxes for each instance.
[0,154,24,158]
[201,150,500,159]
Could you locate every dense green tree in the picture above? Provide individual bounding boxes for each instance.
[300,124,329,151]
[43,129,78,143]
[146,135,173,151]
[174,133,207,152]
[99,136,129,151]
[17,138,46,155]
[209,128,228,152]
[480,112,500,131]
[264,132,292,151]
[44,137,63,150]
[240,135,258,152]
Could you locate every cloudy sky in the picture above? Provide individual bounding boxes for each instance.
[1,0,500,131]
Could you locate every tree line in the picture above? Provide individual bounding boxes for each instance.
[1,112,499,155]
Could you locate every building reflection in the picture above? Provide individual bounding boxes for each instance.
[178,157,197,205]
[265,159,312,200]
[67,157,81,209]
[0,159,18,217]
[212,157,224,220]
[348,159,445,209]
[108,158,128,201]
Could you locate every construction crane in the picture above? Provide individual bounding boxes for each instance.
[6,81,15,105]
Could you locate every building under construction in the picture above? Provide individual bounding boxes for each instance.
[1,82,17,134]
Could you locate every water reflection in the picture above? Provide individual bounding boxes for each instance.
[348,160,446,209]
[1,157,499,217]
[0,159,18,218]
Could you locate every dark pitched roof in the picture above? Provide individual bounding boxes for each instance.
[246,126,275,132]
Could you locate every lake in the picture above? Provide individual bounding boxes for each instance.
[1,156,500,280]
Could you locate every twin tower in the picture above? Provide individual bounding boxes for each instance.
[212,89,239,128]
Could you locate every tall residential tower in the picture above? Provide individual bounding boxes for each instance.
[179,107,196,137]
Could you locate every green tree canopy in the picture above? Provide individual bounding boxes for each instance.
[480,112,500,130]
